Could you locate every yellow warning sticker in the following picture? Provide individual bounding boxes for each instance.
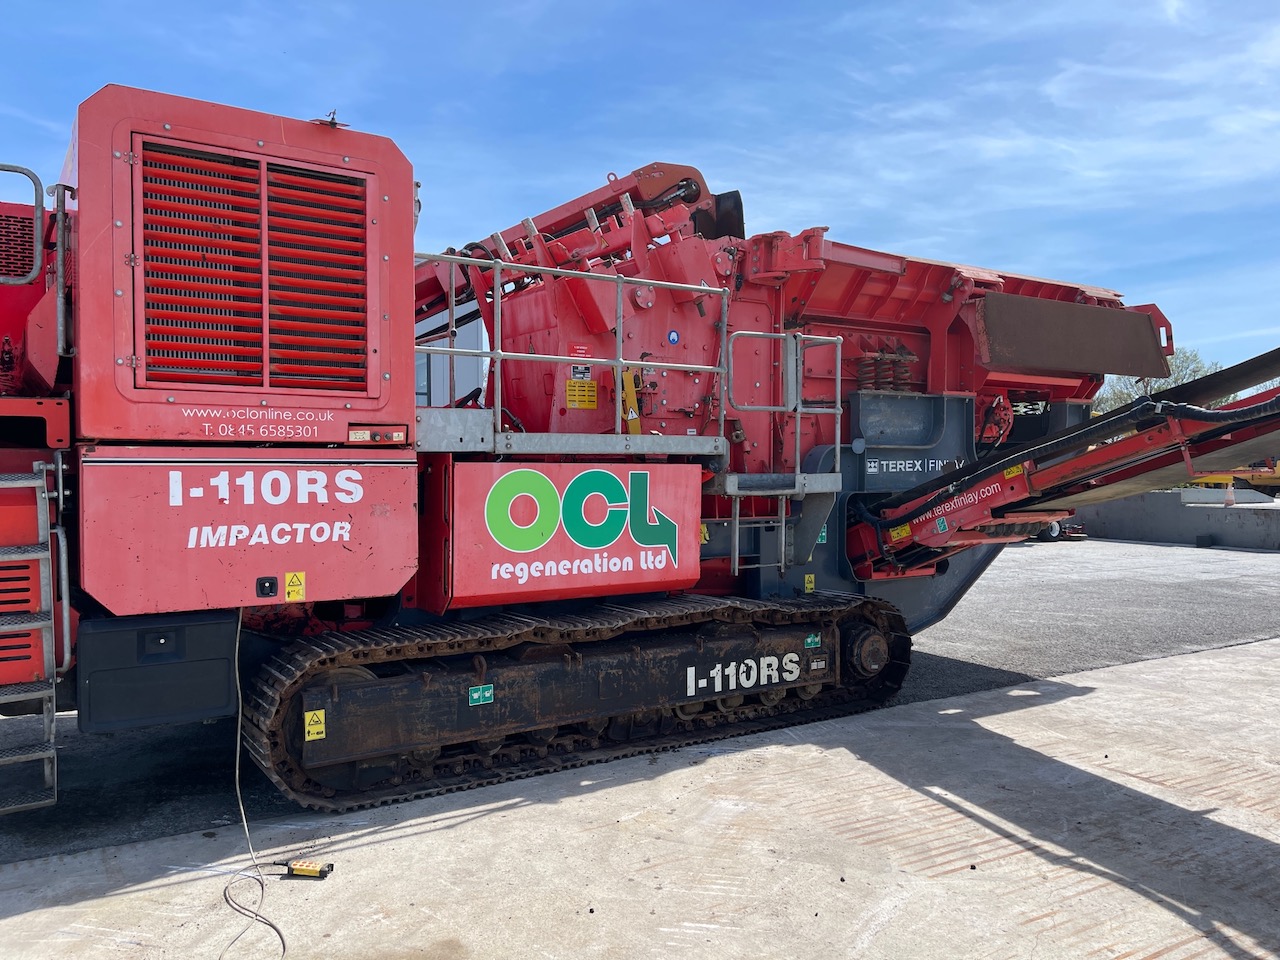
[285,571,306,602]
[565,380,598,409]
[803,573,816,593]
[1003,465,1025,479]
[699,523,710,544]
[304,709,326,742]
[889,522,912,543]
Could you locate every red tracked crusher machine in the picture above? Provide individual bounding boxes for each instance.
[1,84,1278,812]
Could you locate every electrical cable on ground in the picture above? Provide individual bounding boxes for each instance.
[218,610,288,960]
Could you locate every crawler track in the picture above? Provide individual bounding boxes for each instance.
[242,593,910,812]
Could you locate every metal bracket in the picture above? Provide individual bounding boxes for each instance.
[51,450,66,523]
[786,491,837,567]
[1166,416,1196,477]
[47,183,77,357]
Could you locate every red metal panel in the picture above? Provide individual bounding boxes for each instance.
[0,483,47,684]
[0,487,41,547]
[0,397,70,448]
[0,626,44,684]
[17,285,60,394]
[79,446,418,615]
[446,462,702,608]
[0,560,38,615]
[70,85,414,445]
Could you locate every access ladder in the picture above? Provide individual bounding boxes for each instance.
[0,470,59,813]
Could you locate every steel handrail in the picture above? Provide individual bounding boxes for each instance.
[726,330,844,475]
[415,252,730,444]
[0,164,45,286]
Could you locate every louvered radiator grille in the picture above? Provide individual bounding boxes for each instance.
[0,214,35,279]
[265,164,368,390]
[140,141,369,392]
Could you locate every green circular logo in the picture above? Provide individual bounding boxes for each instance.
[484,469,561,552]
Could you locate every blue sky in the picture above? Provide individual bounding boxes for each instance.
[2,1,1279,367]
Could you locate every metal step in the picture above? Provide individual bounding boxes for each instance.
[0,543,50,562]
[0,473,44,489]
[0,741,55,766]
[0,782,56,815]
[0,678,55,705]
[0,610,52,632]
[719,472,844,498]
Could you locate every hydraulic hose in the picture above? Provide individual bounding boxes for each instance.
[545,179,703,242]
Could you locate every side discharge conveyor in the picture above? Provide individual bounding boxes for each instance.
[848,351,1280,579]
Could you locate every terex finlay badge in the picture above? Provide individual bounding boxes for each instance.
[449,462,702,606]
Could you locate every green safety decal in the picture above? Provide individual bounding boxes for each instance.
[468,684,495,706]
[804,634,821,649]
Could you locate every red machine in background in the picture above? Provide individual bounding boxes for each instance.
[2,85,1277,814]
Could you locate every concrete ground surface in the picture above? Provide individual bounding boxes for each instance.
[2,637,1279,960]
[5,538,1280,863]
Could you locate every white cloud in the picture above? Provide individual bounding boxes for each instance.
[1,1,1278,366]
[0,104,65,138]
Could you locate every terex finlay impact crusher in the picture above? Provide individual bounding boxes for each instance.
[1,86,1277,812]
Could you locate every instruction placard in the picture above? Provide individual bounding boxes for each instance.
[565,380,598,410]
